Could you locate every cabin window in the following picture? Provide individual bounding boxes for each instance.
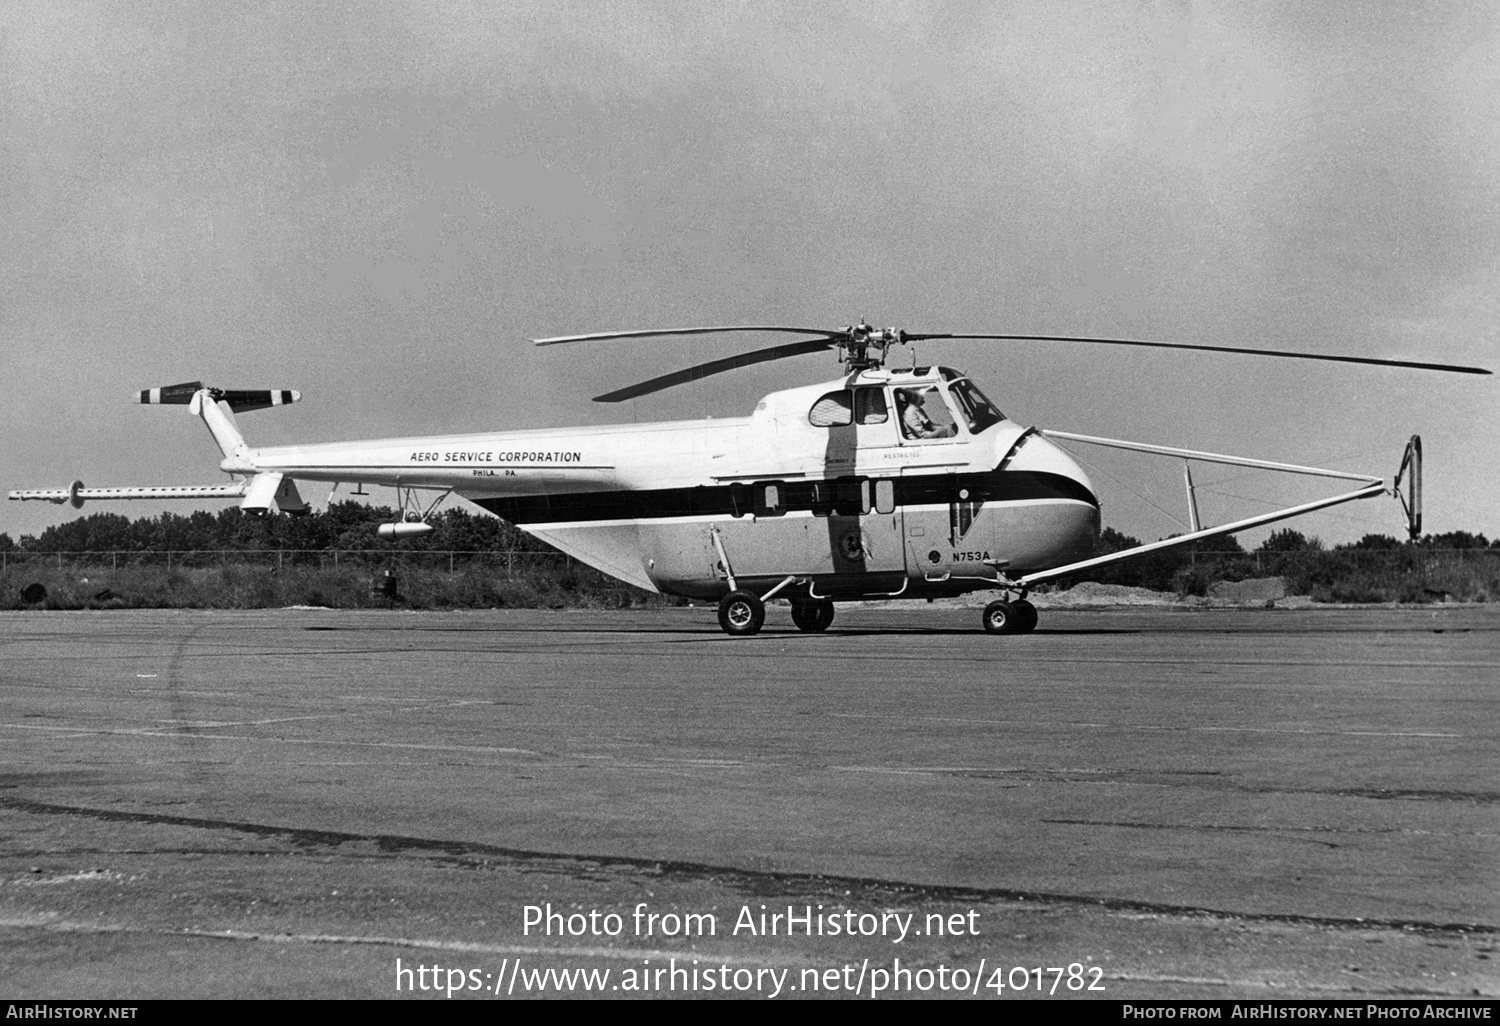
[808,482,833,517]
[808,390,853,427]
[728,482,748,517]
[873,478,896,514]
[754,481,785,517]
[948,379,1004,434]
[854,388,888,425]
[894,385,959,440]
[800,478,869,517]
[836,478,869,516]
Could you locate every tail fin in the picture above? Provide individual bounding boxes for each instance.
[188,389,250,464]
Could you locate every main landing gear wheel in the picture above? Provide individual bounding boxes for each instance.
[790,601,835,632]
[718,590,766,636]
[984,598,1038,634]
[983,599,1017,634]
[1013,599,1038,633]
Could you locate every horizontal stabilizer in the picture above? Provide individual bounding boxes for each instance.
[9,481,250,508]
[137,384,300,413]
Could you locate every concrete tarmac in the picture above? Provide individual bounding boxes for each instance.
[1,605,1496,1000]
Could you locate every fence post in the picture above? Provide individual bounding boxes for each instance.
[449,550,454,574]
[278,549,283,572]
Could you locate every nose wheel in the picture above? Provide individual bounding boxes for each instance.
[982,598,1038,634]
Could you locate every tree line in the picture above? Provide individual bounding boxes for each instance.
[0,503,546,555]
[1071,526,1497,600]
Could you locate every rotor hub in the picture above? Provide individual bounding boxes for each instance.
[839,322,905,371]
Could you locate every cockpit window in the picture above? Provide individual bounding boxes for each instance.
[894,385,959,440]
[808,390,853,427]
[947,379,1004,434]
[854,387,888,425]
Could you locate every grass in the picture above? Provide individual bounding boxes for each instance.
[0,562,679,611]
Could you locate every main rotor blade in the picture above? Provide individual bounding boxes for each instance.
[593,338,839,403]
[533,325,842,346]
[902,333,1492,375]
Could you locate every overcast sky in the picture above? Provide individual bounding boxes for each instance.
[3,0,1497,548]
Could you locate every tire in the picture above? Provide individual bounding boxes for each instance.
[718,590,766,636]
[1013,599,1039,634]
[982,599,1017,634]
[791,601,835,632]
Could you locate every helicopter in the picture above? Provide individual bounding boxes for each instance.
[9,322,1488,635]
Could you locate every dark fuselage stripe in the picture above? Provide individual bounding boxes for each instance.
[472,470,1097,525]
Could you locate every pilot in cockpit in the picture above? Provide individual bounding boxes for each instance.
[895,387,957,440]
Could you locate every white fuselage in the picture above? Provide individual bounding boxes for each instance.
[249,367,1100,599]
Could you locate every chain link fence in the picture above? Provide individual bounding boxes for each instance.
[0,549,575,576]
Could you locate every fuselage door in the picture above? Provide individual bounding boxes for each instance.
[847,475,904,576]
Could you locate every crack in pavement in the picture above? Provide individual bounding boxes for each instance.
[1,795,1494,938]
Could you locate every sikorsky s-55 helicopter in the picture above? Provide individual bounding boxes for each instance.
[10,323,1488,635]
